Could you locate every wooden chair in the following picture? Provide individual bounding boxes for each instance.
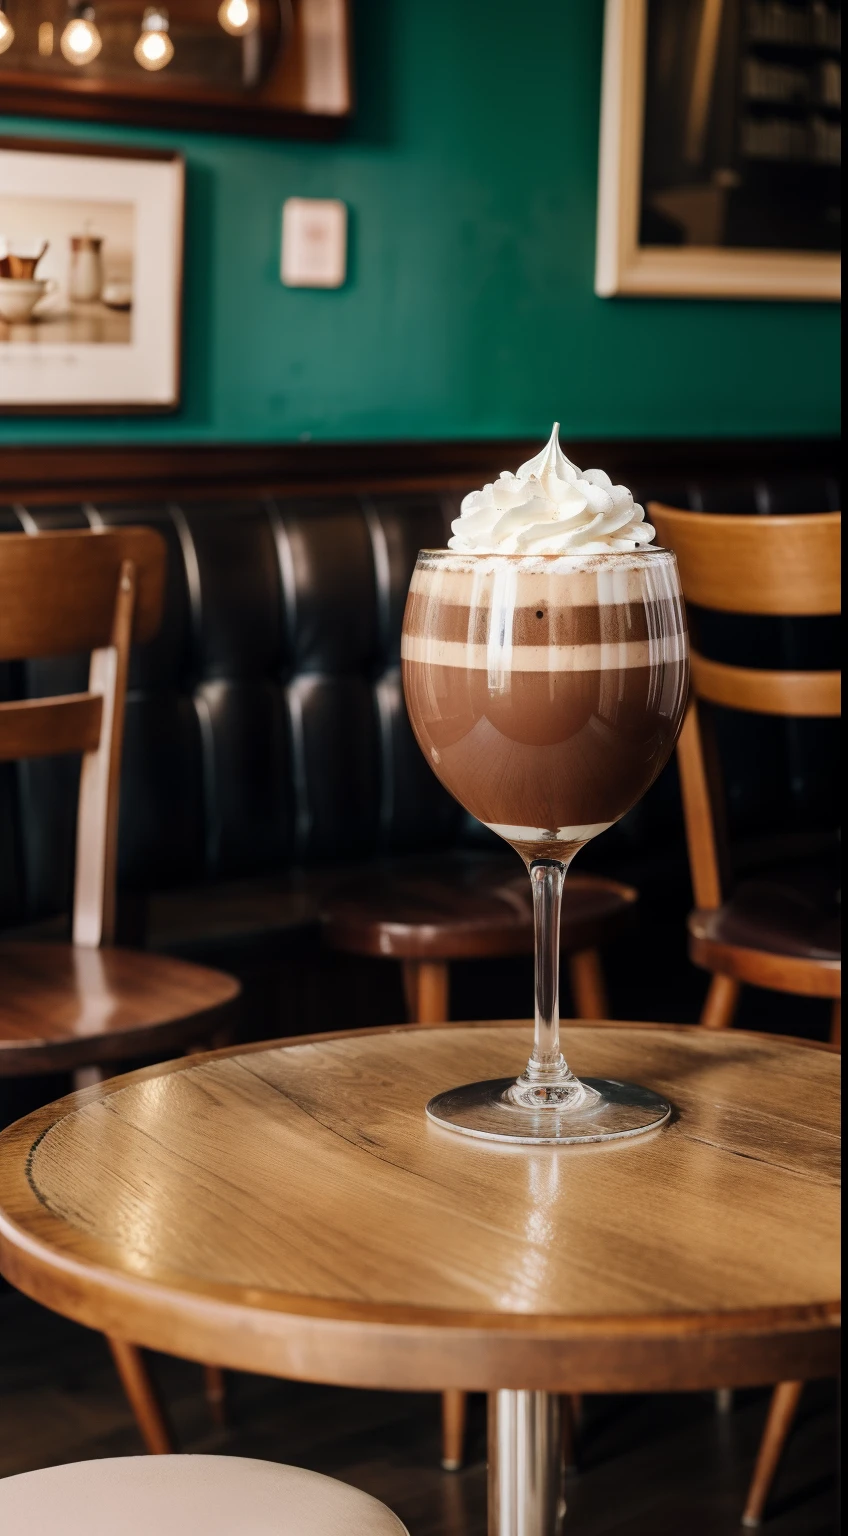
[0,528,241,1456]
[650,504,840,1527]
[321,849,636,1469]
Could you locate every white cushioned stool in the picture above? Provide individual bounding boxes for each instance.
[0,1454,409,1535]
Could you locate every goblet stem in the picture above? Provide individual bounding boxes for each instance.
[530,859,567,1073]
[506,859,588,1110]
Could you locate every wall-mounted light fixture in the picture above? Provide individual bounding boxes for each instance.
[134,6,174,71]
[0,1,15,57]
[60,4,103,66]
[218,1,260,38]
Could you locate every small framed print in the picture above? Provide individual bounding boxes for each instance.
[0,138,184,412]
[595,0,841,301]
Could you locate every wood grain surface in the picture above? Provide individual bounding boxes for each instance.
[648,507,841,616]
[0,528,166,659]
[689,654,841,718]
[0,1023,839,1394]
[321,860,637,961]
[0,694,103,763]
[0,943,240,1076]
[688,917,842,999]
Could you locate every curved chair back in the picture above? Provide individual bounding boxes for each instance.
[648,505,841,909]
[0,528,166,946]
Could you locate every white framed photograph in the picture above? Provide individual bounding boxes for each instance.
[595,0,841,301]
[0,138,183,411]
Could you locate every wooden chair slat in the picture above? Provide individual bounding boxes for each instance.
[0,695,103,762]
[690,652,841,717]
[0,528,166,660]
[649,506,841,615]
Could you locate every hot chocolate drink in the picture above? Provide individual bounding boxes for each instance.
[401,425,689,1143]
[402,549,687,865]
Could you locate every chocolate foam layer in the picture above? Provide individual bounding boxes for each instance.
[401,549,689,849]
[401,634,687,672]
[404,551,685,673]
[405,589,683,646]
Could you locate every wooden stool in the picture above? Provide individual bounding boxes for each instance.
[321,852,637,1026]
[321,849,638,1468]
[0,1455,408,1535]
[650,503,842,1525]
[0,528,241,1458]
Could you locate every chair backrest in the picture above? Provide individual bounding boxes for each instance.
[0,528,166,947]
[648,505,841,909]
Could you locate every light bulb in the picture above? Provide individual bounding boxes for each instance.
[60,7,102,66]
[134,6,174,71]
[0,3,15,57]
[218,0,260,38]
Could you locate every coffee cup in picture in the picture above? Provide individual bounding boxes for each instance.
[0,277,59,324]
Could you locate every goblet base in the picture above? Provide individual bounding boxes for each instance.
[425,1076,671,1145]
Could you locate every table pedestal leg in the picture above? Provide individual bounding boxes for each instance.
[487,1390,565,1535]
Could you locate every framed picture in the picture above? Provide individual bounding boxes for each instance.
[0,138,183,411]
[595,0,841,300]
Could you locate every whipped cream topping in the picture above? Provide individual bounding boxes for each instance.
[449,423,655,555]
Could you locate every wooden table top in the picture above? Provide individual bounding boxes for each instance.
[0,1023,839,1394]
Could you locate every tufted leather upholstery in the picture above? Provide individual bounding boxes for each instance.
[0,475,840,934]
[0,494,463,926]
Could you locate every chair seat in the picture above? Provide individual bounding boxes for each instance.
[689,856,841,999]
[321,852,638,961]
[0,1454,408,1536]
[0,942,240,1076]
[144,876,319,956]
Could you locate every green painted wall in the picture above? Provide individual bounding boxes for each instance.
[0,0,840,446]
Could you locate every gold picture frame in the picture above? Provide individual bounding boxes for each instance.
[595,0,841,301]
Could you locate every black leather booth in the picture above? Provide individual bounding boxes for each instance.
[0,470,840,1055]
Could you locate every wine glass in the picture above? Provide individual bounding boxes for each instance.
[401,547,689,1143]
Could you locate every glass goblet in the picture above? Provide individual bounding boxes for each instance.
[401,547,689,1144]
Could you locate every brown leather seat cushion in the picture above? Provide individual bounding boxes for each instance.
[321,851,637,961]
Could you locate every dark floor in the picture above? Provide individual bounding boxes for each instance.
[0,1292,838,1535]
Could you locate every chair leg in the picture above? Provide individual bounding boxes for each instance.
[441,1388,467,1471]
[107,1337,173,1454]
[830,1000,840,1048]
[73,1064,105,1092]
[401,959,420,1020]
[568,949,608,1020]
[204,1364,227,1427]
[742,1381,803,1528]
[700,972,740,1030]
[402,959,449,1025]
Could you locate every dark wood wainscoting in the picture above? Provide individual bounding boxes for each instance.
[0,437,840,506]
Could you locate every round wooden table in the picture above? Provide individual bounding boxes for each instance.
[0,1023,839,1535]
